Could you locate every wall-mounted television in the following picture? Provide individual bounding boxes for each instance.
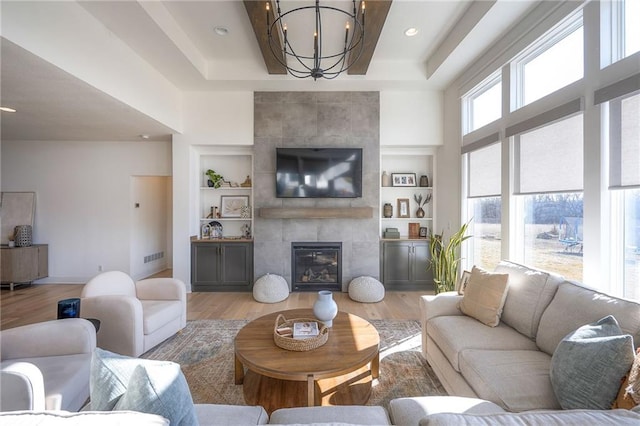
[276,148,363,198]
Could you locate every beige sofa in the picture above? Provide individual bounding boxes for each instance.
[80,271,187,357]
[420,260,640,412]
[0,319,96,412]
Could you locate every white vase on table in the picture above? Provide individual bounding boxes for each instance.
[313,290,338,328]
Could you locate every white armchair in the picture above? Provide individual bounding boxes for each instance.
[80,271,187,357]
[0,318,96,411]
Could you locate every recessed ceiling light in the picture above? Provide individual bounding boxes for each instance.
[0,106,17,113]
[139,134,150,140]
[404,28,419,37]
[214,26,229,36]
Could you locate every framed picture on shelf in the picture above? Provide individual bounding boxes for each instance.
[397,198,410,218]
[391,173,417,187]
[419,227,428,238]
[220,195,250,218]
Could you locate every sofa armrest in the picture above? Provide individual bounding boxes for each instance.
[0,319,96,360]
[135,278,186,301]
[420,292,463,323]
[81,296,144,357]
[1,362,46,411]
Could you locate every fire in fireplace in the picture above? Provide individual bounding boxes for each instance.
[291,242,342,291]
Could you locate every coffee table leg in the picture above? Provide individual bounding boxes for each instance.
[234,354,244,385]
[307,375,315,406]
[371,351,380,379]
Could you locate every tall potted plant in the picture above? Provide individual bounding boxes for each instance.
[428,221,472,294]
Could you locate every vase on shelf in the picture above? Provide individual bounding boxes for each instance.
[383,203,393,218]
[313,290,338,328]
[419,175,429,187]
[381,171,391,187]
[416,207,425,218]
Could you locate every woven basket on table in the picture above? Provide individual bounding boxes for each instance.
[273,314,329,351]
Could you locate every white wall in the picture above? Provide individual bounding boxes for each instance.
[130,176,172,280]
[1,140,172,282]
[380,91,443,146]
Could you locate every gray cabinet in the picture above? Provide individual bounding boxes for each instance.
[381,240,433,290]
[191,241,253,291]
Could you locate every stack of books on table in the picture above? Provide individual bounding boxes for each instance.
[293,321,320,339]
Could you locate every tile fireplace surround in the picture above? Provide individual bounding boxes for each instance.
[253,91,380,291]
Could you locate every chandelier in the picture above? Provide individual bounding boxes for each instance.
[266,1,365,80]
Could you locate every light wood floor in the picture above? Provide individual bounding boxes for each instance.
[1,271,431,330]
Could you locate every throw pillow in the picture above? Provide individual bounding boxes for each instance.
[613,348,640,409]
[90,348,197,425]
[114,363,198,426]
[550,315,635,410]
[457,266,509,327]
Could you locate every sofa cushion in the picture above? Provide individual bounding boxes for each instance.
[428,316,538,372]
[269,406,391,425]
[613,348,640,409]
[495,260,562,339]
[140,300,183,335]
[90,348,196,419]
[418,409,640,426]
[0,410,170,425]
[113,362,198,426]
[458,266,509,327]
[195,404,269,426]
[536,282,640,355]
[550,315,635,410]
[389,396,505,426]
[459,349,560,411]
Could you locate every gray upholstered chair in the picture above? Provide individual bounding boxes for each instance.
[80,271,187,357]
[0,318,96,411]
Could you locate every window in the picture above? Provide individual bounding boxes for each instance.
[602,0,640,66]
[464,142,502,270]
[514,13,583,108]
[463,72,502,134]
[609,91,640,298]
[624,0,640,57]
[513,114,584,281]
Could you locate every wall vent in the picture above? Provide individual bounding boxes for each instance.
[144,251,164,264]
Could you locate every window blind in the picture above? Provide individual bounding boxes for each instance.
[609,92,640,189]
[515,114,584,194]
[468,142,501,198]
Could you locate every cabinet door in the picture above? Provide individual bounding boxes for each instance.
[36,245,49,279]
[191,243,221,289]
[1,247,38,283]
[220,243,253,290]
[381,241,412,287]
[412,242,434,290]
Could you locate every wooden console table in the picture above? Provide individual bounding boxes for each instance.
[1,244,48,290]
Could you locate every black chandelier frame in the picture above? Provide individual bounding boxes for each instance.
[267,0,365,80]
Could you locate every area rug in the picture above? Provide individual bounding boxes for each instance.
[142,319,446,410]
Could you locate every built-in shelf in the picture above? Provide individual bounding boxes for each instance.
[259,207,373,219]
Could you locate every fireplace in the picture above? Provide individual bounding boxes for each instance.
[291,242,342,291]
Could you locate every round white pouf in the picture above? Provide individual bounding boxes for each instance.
[348,276,385,303]
[253,274,289,303]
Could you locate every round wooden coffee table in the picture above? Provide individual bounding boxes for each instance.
[234,309,379,414]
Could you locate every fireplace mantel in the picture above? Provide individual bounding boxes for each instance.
[259,207,373,219]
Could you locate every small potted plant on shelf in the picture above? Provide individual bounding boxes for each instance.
[413,193,432,218]
[428,220,472,294]
[205,169,223,189]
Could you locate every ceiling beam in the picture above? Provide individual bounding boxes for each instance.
[348,0,392,75]
[425,0,495,79]
[244,1,287,75]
